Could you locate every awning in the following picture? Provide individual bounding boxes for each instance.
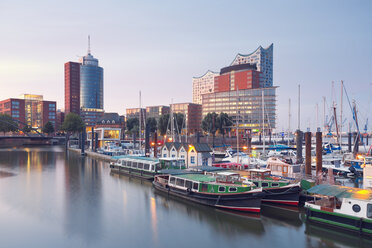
[307,184,372,201]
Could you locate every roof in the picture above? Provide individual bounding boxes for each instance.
[164,142,189,151]
[307,184,372,201]
[190,166,227,172]
[248,169,271,173]
[112,155,159,163]
[176,174,216,183]
[192,143,212,152]
[158,169,196,175]
[217,171,240,176]
[192,70,219,79]
[97,112,122,124]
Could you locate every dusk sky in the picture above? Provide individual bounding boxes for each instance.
[1,0,371,132]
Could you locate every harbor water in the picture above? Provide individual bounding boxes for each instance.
[0,146,371,248]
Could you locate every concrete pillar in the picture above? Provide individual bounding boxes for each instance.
[145,124,150,157]
[296,130,303,163]
[81,130,86,156]
[305,132,312,176]
[316,130,322,175]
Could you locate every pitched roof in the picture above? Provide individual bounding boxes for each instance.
[307,184,372,201]
[97,112,122,124]
[193,143,212,152]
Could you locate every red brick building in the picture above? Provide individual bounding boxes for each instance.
[64,62,81,115]
[171,103,202,134]
[0,95,56,130]
[214,63,262,93]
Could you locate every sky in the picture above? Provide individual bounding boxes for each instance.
[0,0,371,132]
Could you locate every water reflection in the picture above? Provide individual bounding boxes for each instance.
[63,152,103,244]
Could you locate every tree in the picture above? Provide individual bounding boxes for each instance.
[0,114,18,135]
[62,113,85,134]
[174,113,185,134]
[146,117,157,133]
[158,114,169,136]
[22,125,32,134]
[201,112,219,147]
[217,112,233,142]
[126,118,139,135]
[42,121,55,136]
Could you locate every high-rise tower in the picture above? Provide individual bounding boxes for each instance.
[64,61,80,114]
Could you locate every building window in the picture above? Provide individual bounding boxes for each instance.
[190,156,195,164]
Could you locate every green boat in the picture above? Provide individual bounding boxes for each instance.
[305,184,372,237]
[242,169,302,206]
[109,156,186,180]
[153,171,265,213]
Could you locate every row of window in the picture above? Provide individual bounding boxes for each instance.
[118,160,160,171]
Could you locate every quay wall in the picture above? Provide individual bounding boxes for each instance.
[68,147,115,163]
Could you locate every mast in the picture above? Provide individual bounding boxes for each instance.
[298,84,301,130]
[288,98,291,146]
[139,91,142,151]
[262,90,265,154]
[323,96,326,132]
[236,87,239,164]
[340,80,343,150]
[170,99,174,142]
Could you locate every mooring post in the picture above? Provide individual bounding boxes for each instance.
[305,131,312,176]
[81,130,86,156]
[296,129,303,164]
[154,132,158,158]
[316,129,322,178]
[94,132,98,152]
[348,132,352,152]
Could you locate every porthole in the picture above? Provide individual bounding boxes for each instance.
[352,204,361,213]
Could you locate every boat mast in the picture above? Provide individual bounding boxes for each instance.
[288,98,291,146]
[298,84,301,130]
[340,80,343,150]
[236,86,239,164]
[170,98,174,142]
[323,96,326,133]
[262,90,265,154]
[139,91,142,151]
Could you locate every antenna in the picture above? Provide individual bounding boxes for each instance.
[88,35,91,54]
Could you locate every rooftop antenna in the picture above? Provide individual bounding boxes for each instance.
[88,35,91,54]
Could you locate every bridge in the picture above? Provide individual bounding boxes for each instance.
[0,136,66,148]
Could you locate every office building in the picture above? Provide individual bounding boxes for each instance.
[0,94,56,130]
[64,62,80,115]
[171,103,202,134]
[146,105,170,121]
[202,87,276,131]
[126,108,146,123]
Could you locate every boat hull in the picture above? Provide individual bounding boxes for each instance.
[262,184,301,206]
[110,164,155,180]
[153,181,264,213]
[305,206,372,237]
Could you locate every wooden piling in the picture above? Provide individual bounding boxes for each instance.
[305,132,312,175]
[316,131,322,175]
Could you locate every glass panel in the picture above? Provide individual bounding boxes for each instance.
[185,180,192,189]
[192,183,199,190]
[367,204,372,218]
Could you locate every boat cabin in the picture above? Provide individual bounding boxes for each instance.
[247,169,272,180]
[114,156,161,172]
[215,171,241,184]
[159,157,186,169]
[266,157,301,178]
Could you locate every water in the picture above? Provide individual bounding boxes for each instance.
[0,146,371,248]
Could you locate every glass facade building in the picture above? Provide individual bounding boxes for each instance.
[202,87,276,131]
[79,53,104,110]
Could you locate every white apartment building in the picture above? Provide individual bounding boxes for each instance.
[192,70,219,104]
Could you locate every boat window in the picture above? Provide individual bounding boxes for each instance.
[218,186,226,192]
[352,204,361,213]
[272,183,279,187]
[367,204,372,218]
[170,177,176,185]
[127,161,132,167]
[185,180,192,189]
[192,182,199,191]
[253,182,259,187]
[156,163,162,171]
[201,184,208,192]
[117,160,121,165]
[121,160,126,166]
[144,164,150,170]
[261,182,269,187]
[176,178,185,187]
[132,162,137,168]
[138,163,143,169]
[229,187,237,192]
[283,166,288,173]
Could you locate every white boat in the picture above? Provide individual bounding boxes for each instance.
[221,150,266,169]
[265,157,302,179]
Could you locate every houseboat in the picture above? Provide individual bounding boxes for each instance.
[110,156,161,180]
[110,156,187,180]
[242,168,302,206]
[153,171,265,213]
[305,184,372,236]
[266,157,302,180]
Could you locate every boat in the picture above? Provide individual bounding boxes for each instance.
[265,157,302,180]
[221,149,266,168]
[109,156,161,180]
[241,168,302,206]
[109,156,188,180]
[153,171,265,213]
[305,184,372,237]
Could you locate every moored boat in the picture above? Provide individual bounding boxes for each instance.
[153,171,265,213]
[110,156,161,180]
[242,168,301,206]
[305,184,372,237]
